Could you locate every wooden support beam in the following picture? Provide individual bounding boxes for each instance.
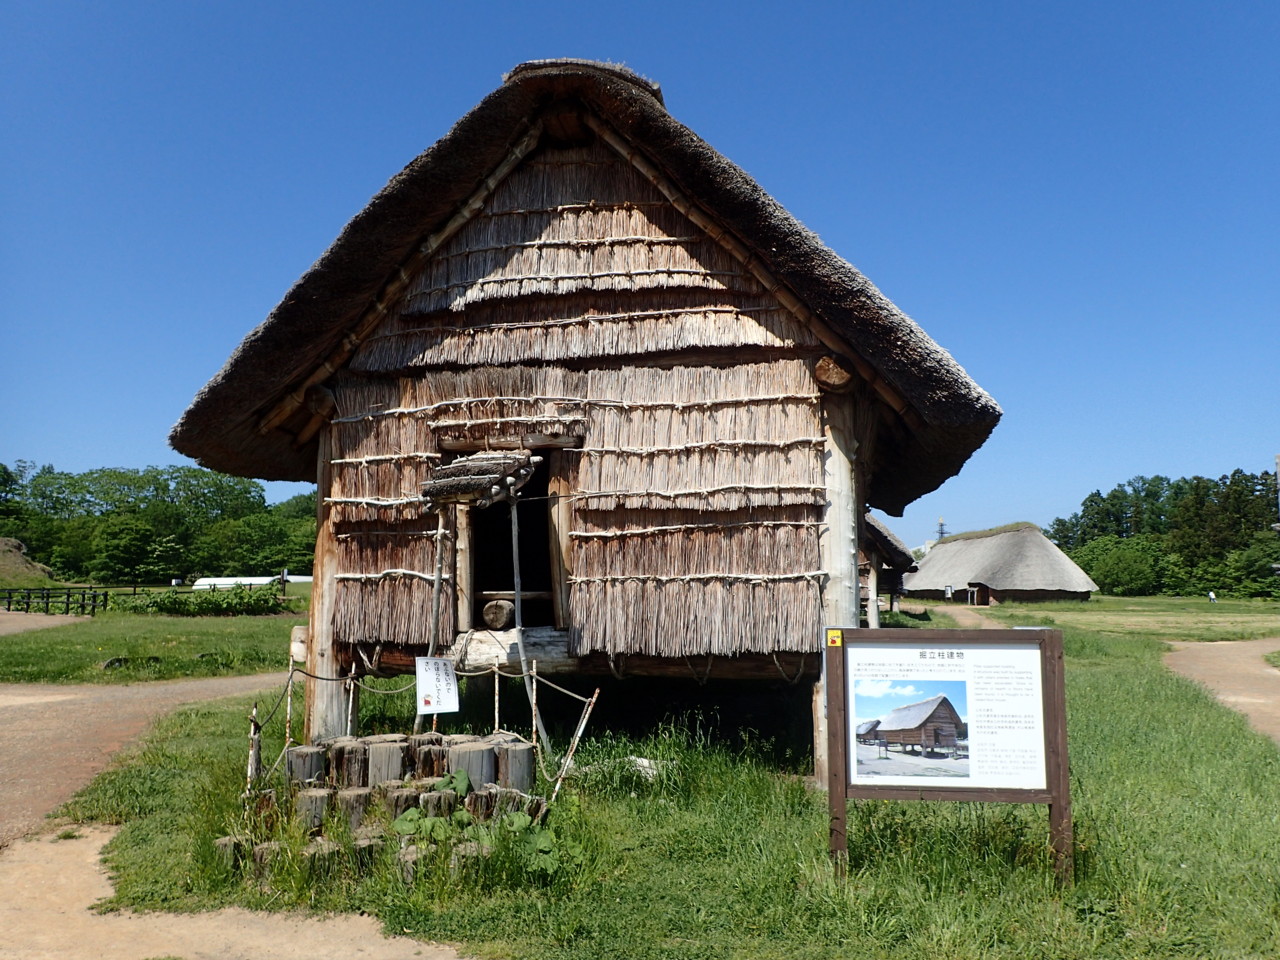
[439,434,583,451]
[815,394,859,784]
[305,429,350,743]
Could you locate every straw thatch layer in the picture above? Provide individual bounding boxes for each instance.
[570,579,821,657]
[170,59,1001,514]
[351,294,814,372]
[331,514,457,648]
[903,523,1099,599]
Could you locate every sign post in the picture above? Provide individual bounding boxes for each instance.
[825,627,1071,883]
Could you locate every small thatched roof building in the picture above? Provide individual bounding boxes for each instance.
[171,60,1000,745]
[903,523,1097,604]
[860,514,916,623]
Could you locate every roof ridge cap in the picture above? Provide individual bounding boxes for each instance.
[503,59,664,105]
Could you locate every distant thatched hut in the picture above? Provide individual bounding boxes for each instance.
[873,694,964,755]
[904,523,1097,604]
[170,60,1000,750]
[860,515,917,624]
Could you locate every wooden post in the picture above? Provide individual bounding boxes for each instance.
[865,561,880,628]
[547,451,573,628]
[305,429,348,743]
[816,395,859,784]
[824,631,849,872]
[455,504,473,631]
[1043,630,1074,883]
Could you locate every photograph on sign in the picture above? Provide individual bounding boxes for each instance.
[853,678,969,779]
[846,642,1046,790]
[414,656,460,715]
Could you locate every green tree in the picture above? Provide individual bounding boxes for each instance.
[1088,535,1167,596]
[88,515,157,585]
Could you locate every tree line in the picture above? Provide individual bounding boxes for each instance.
[1045,470,1279,598]
[0,461,316,585]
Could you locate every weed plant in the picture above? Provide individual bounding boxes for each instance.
[63,613,1280,959]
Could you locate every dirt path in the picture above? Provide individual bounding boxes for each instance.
[0,826,456,960]
[1164,637,1280,742]
[0,612,461,960]
[0,610,90,635]
[0,671,292,847]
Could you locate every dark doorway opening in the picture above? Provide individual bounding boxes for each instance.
[469,459,555,627]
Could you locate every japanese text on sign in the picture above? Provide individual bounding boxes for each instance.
[414,657,460,715]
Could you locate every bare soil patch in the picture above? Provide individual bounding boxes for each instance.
[0,826,456,960]
[1165,638,1280,743]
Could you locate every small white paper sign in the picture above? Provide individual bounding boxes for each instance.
[414,657,460,715]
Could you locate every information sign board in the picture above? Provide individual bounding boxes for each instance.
[414,656,460,715]
[825,628,1071,881]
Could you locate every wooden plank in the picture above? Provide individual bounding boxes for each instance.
[547,450,573,628]
[455,505,473,631]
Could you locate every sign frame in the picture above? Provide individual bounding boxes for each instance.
[825,627,1071,882]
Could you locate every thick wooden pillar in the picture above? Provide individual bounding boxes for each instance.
[305,428,348,743]
[865,562,881,628]
[815,397,859,783]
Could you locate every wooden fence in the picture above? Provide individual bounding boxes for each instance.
[0,588,109,616]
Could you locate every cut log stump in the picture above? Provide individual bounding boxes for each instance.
[448,741,496,787]
[286,745,326,785]
[496,741,535,793]
[385,787,420,819]
[295,787,334,835]
[366,740,407,784]
[337,786,372,831]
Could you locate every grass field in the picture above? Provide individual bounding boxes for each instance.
[0,612,303,683]
[975,594,1280,643]
[57,598,1280,958]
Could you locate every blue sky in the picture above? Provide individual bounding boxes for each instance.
[2,2,1276,548]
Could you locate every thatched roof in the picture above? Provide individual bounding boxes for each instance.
[865,515,916,571]
[903,523,1099,594]
[170,58,1000,514]
[876,694,958,733]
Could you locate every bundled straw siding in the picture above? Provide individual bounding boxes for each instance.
[569,507,822,656]
[402,144,761,313]
[321,134,830,657]
[349,142,818,373]
[331,517,456,650]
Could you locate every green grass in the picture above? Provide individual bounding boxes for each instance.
[0,612,303,683]
[60,609,1280,959]
[971,594,1280,643]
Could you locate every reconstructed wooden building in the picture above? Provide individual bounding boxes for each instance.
[171,60,1000,747]
[872,694,965,755]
